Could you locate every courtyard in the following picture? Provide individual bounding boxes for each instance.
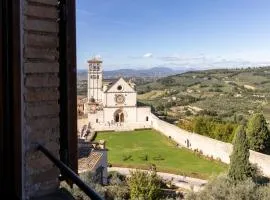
[95,129,227,179]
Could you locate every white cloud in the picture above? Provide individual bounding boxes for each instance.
[143,53,153,58]
[157,54,270,69]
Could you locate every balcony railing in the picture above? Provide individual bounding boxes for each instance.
[37,144,104,200]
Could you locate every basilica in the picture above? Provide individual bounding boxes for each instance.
[84,58,152,131]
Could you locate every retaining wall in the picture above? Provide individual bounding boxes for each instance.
[150,113,270,177]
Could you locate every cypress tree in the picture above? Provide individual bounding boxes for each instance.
[246,113,270,154]
[228,125,252,182]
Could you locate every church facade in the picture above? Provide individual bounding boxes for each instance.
[84,58,152,131]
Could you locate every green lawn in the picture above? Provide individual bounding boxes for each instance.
[95,129,227,179]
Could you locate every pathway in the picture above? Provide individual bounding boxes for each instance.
[108,167,207,192]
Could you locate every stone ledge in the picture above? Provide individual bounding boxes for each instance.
[25,19,58,33]
[25,4,58,19]
[25,47,59,61]
[25,33,59,48]
[26,102,59,117]
[25,87,59,101]
[25,74,59,87]
[27,0,59,6]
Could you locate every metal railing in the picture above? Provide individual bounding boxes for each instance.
[37,144,104,200]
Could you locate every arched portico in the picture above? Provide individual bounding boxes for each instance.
[114,109,125,122]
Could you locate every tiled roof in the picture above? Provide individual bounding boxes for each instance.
[79,151,103,171]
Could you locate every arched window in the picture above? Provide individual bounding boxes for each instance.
[146,116,149,121]
[97,75,99,79]
[96,119,98,123]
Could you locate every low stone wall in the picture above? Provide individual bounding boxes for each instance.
[150,113,270,177]
[92,122,152,132]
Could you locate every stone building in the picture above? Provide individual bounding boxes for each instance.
[84,58,152,131]
[78,140,108,185]
[77,96,87,117]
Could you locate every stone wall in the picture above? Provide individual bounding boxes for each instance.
[104,92,137,107]
[150,113,270,177]
[136,107,151,123]
[22,0,60,198]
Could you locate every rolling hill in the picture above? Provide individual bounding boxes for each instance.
[136,67,270,123]
[77,67,187,80]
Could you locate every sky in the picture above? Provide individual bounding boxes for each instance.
[76,0,270,70]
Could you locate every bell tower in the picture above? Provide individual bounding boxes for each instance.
[87,58,103,103]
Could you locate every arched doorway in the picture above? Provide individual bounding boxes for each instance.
[114,109,125,122]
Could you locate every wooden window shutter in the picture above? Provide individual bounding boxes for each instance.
[58,0,78,174]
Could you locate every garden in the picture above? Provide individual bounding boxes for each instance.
[95,129,227,179]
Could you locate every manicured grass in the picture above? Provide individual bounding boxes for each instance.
[95,129,227,179]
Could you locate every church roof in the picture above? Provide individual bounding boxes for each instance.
[103,78,117,86]
[104,77,135,93]
[104,77,122,92]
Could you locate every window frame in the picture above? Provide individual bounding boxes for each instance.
[0,0,22,197]
[59,0,78,174]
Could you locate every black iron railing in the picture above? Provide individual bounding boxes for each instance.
[37,144,104,200]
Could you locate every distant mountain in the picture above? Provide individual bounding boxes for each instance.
[77,67,188,80]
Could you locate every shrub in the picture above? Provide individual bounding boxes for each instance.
[139,154,148,161]
[105,185,130,200]
[186,175,270,200]
[122,154,133,161]
[61,171,106,200]
[246,113,270,154]
[159,77,176,86]
[106,171,130,200]
[128,169,162,200]
[185,110,193,116]
[190,116,237,142]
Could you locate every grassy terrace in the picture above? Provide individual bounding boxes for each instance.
[95,129,227,179]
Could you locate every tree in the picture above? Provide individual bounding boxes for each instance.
[193,117,208,135]
[228,125,252,182]
[128,169,161,200]
[246,113,270,154]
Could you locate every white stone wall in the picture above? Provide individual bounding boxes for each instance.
[150,113,270,177]
[104,92,137,107]
[103,107,117,123]
[92,122,151,131]
[88,86,103,102]
[103,107,137,123]
[88,110,104,123]
[87,69,103,102]
[136,107,151,124]
[107,77,135,93]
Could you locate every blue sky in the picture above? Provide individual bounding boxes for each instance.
[76,0,270,70]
